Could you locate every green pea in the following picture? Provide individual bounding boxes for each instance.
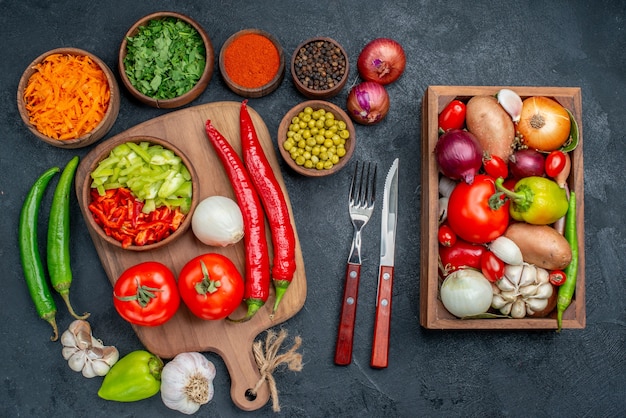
[337,121,347,130]
[295,155,306,166]
[339,129,350,139]
[303,106,313,114]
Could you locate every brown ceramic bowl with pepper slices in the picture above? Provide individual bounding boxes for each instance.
[17,47,120,149]
[291,37,350,99]
[118,11,214,109]
[81,135,199,252]
[219,29,286,98]
[277,100,356,177]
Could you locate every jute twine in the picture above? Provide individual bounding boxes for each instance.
[251,329,303,412]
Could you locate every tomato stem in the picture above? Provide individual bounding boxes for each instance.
[194,261,221,295]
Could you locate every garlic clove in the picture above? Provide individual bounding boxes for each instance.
[535,267,550,285]
[62,347,79,361]
[499,290,519,303]
[491,294,509,310]
[519,284,539,298]
[68,351,87,372]
[81,361,98,378]
[525,297,549,313]
[489,236,523,265]
[511,299,527,318]
[497,276,517,292]
[499,302,513,316]
[101,346,120,366]
[519,263,537,288]
[61,330,78,350]
[438,197,449,224]
[532,283,554,299]
[497,88,523,123]
[90,359,113,377]
[504,264,523,287]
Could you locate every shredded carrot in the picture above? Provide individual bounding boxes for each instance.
[23,53,110,140]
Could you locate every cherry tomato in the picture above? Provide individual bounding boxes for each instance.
[438,99,466,132]
[545,150,567,178]
[439,239,486,277]
[178,253,244,320]
[438,224,457,247]
[549,270,567,286]
[113,261,180,327]
[447,175,510,244]
[480,251,505,283]
[483,153,508,179]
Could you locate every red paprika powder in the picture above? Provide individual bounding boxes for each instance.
[223,33,280,88]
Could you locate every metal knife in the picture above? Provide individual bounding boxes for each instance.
[371,158,399,369]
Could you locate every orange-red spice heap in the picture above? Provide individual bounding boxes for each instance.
[24,53,110,140]
[223,33,279,88]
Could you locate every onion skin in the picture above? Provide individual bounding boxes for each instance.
[434,129,483,184]
[509,149,545,178]
[357,38,406,85]
[466,95,515,161]
[346,81,390,125]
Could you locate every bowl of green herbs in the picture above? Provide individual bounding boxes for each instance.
[118,11,214,108]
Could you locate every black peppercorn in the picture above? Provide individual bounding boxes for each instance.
[294,39,347,91]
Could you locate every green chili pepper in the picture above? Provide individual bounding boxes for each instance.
[46,156,89,320]
[557,191,578,332]
[98,350,163,402]
[18,166,60,341]
[494,176,568,225]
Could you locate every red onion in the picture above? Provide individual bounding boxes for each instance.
[357,38,406,85]
[509,149,545,178]
[435,129,483,184]
[346,81,390,125]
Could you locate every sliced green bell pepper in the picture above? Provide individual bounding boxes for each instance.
[98,350,163,402]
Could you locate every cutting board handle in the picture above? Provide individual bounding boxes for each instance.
[226,343,271,411]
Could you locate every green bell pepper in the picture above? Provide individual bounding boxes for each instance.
[494,176,568,225]
[98,350,163,402]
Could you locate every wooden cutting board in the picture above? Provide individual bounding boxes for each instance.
[75,101,306,411]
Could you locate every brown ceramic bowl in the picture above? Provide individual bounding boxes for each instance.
[82,135,199,251]
[118,11,214,108]
[291,37,349,99]
[277,100,356,177]
[17,47,120,149]
[219,29,285,98]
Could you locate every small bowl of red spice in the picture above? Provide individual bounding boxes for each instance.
[219,29,285,98]
[17,47,120,149]
[81,135,199,251]
[119,11,214,109]
[291,37,349,99]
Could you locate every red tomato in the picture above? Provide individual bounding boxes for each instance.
[447,175,510,244]
[438,99,466,131]
[480,251,505,283]
[439,239,486,277]
[483,154,508,179]
[113,261,180,327]
[178,253,244,320]
[545,150,567,178]
[549,270,567,286]
[438,224,457,247]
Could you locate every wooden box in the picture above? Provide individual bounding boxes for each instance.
[420,86,585,330]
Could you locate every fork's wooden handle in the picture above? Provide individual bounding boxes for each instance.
[335,262,361,366]
[371,265,394,368]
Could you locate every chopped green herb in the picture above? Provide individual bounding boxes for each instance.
[124,17,206,100]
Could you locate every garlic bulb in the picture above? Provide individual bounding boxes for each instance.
[497,88,523,123]
[161,352,216,415]
[491,263,554,318]
[61,320,119,378]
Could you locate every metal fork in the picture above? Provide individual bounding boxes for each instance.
[335,161,377,366]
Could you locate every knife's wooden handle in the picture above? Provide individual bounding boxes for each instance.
[335,262,361,366]
[371,265,394,368]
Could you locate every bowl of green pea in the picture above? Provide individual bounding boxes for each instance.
[118,11,214,108]
[277,100,355,177]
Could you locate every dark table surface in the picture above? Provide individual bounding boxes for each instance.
[2,1,625,417]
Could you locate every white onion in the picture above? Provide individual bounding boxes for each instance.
[191,196,244,247]
[440,269,493,318]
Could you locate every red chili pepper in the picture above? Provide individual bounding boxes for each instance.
[240,100,297,316]
[205,119,271,321]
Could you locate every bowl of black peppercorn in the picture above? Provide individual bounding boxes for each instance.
[291,37,349,99]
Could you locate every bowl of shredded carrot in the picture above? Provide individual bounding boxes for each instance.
[118,11,214,109]
[219,29,285,98]
[17,48,120,148]
[81,135,199,251]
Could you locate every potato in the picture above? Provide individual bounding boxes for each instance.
[503,223,572,270]
[466,95,515,161]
